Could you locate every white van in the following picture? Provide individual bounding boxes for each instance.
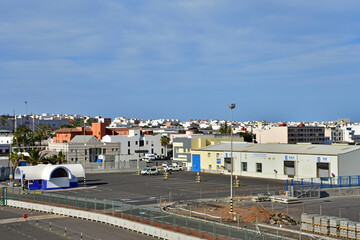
[142,154,156,162]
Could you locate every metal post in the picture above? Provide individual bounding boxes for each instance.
[85,197,87,211]
[173,215,176,231]
[199,219,202,238]
[94,198,97,211]
[49,222,52,231]
[121,202,123,218]
[112,201,114,216]
[57,193,59,207]
[104,199,106,213]
[228,103,236,213]
[64,227,67,237]
[245,226,248,240]
[186,216,188,235]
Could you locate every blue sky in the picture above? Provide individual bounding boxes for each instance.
[1,1,360,122]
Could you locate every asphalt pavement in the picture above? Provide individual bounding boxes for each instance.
[0,206,156,240]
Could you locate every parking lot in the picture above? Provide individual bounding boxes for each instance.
[67,171,286,206]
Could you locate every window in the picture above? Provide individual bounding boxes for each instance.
[103,149,106,154]
[146,141,149,145]
[128,141,130,147]
[209,165,212,169]
[135,141,138,145]
[70,149,74,152]
[208,153,211,157]
[256,163,262,173]
[128,149,130,155]
[242,162,247,171]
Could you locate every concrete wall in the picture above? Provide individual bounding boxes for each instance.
[254,127,288,144]
[7,200,200,240]
[338,150,360,176]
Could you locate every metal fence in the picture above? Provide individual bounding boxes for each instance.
[84,161,146,173]
[0,167,10,181]
[287,176,360,199]
[5,187,294,240]
[288,176,360,190]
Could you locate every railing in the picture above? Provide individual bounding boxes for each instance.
[287,175,360,191]
[5,187,292,240]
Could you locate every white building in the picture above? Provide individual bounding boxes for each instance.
[102,129,164,161]
[191,143,360,180]
[14,164,85,190]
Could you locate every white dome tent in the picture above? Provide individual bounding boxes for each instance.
[14,164,85,190]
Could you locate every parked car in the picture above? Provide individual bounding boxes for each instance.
[140,167,150,175]
[149,167,159,175]
[167,165,183,171]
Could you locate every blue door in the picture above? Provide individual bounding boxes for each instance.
[192,154,200,172]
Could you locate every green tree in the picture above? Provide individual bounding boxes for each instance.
[9,148,25,169]
[35,124,53,143]
[160,136,170,156]
[0,114,10,129]
[240,132,256,143]
[26,148,48,165]
[86,119,92,126]
[13,124,32,150]
[219,122,231,134]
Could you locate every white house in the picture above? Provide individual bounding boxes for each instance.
[14,164,85,190]
[102,129,163,161]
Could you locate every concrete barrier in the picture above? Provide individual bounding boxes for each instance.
[7,200,200,240]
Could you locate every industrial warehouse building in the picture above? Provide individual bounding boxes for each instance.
[191,143,360,180]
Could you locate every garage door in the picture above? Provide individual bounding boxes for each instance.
[317,163,329,178]
[192,154,200,172]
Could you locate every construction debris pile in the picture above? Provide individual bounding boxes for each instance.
[269,213,297,226]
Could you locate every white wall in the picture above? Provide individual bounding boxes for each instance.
[102,134,163,161]
[233,152,338,180]
[338,150,360,176]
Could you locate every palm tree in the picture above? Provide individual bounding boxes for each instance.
[0,114,9,129]
[9,148,24,169]
[26,148,47,166]
[35,124,52,142]
[160,136,170,156]
[12,124,32,150]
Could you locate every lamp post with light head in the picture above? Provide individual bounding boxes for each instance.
[228,103,236,213]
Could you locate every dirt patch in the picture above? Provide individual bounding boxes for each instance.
[168,202,294,225]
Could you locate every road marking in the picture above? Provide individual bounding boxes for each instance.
[0,214,65,225]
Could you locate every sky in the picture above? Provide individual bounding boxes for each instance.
[1,1,360,122]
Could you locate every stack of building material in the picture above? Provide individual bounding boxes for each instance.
[320,217,330,235]
[329,217,344,237]
[301,213,315,232]
[356,222,360,240]
[348,221,357,239]
[313,215,322,234]
[340,220,349,239]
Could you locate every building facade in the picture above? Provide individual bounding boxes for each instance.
[191,143,360,180]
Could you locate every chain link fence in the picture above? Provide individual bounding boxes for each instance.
[5,187,295,240]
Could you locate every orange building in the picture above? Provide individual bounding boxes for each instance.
[53,123,106,143]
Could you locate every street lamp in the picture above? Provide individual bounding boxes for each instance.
[228,103,236,213]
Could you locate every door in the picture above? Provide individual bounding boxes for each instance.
[284,161,295,177]
[317,163,329,178]
[192,154,200,172]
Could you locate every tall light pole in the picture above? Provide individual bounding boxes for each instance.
[228,103,236,213]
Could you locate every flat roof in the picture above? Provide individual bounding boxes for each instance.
[196,142,360,155]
